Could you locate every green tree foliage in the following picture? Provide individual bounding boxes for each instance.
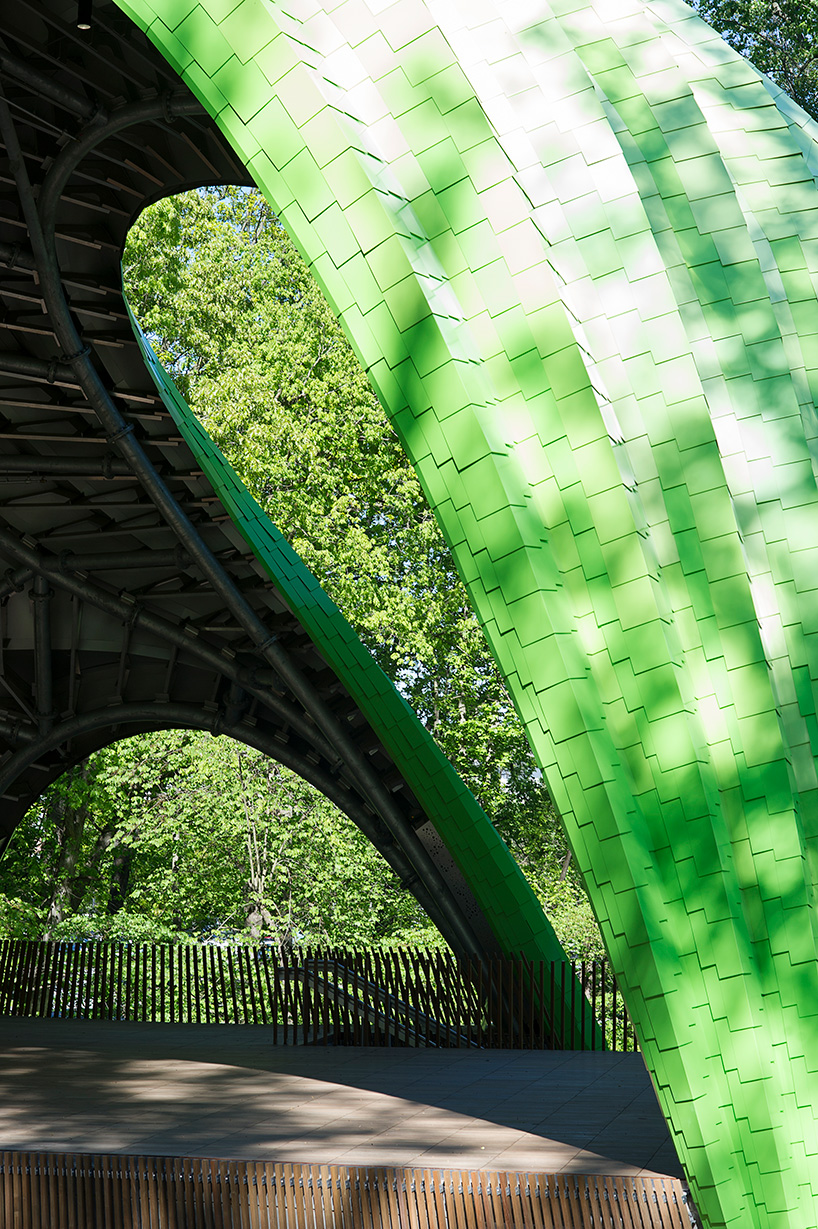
[692,0,818,118]
[0,732,439,947]
[0,188,597,955]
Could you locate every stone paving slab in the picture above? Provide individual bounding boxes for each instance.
[0,1017,682,1177]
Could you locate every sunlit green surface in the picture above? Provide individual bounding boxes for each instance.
[116,0,818,1222]
[125,301,579,991]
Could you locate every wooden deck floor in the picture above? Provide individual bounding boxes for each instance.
[0,1017,681,1178]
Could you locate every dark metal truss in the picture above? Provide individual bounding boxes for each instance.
[0,0,499,956]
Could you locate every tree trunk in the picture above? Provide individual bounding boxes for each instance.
[43,768,90,935]
[107,842,133,914]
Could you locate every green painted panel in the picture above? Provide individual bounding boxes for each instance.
[116,0,818,1222]
[125,300,578,982]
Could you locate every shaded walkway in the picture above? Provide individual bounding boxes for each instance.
[0,1018,681,1177]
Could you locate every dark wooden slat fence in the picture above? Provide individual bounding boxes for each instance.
[0,939,638,1051]
[0,1154,692,1229]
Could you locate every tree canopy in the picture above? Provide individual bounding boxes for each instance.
[0,731,438,950]
[692,0,818,118]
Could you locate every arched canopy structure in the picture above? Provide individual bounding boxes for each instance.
[104,0,818,1227]
[0,0,575,987]
[7,0,818,1223]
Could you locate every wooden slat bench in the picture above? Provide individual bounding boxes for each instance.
[0,1153,693,1228]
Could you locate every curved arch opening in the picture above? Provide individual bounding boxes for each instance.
[0,726,439,949]
[122,185,538,804]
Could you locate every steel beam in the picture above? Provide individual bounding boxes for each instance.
[0,552,196,601]
[0,352,80,386]
[0,455,131,474]
[0,242,35,272]
[0,49,103,120]
[30,573,53,735]
[0,525,337,761]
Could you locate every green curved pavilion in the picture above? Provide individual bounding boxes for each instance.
[2,0,818,1223]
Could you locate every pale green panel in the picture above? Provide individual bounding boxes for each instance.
[418,8,818,1218]
[116,0,818,1223]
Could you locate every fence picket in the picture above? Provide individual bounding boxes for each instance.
[22,941,41,1017]
[250,946,264,1026]
[132,944,139,1023]
[14,941,30,1015]
[303,948,313,1044]
[20,940,38,1016]
[378,948,388,1047]
[134,944,142,1022]
[128,945,135,1023]
[318,950,328,1045]
[34,943,53,1019]
[0,939,12,1013]
[237,947,250,1024]
[74,945,86,1020]
[0,938,639,1052]
[70,944,83,1018]
[294,949,305,1044]
[261,946,276,1035]
[91,942,102,1021]
[612,974,619,1051]
[58,945,70,1018]
[168,944,176,1026]
[364,949,374,1047]
[195,946,206,1025]
[108,943,118,1021]
[280,953,290,1043]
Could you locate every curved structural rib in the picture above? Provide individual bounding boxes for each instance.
[0,0,580,1020]
[0,78,488,959]
[117,0,818,1224]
